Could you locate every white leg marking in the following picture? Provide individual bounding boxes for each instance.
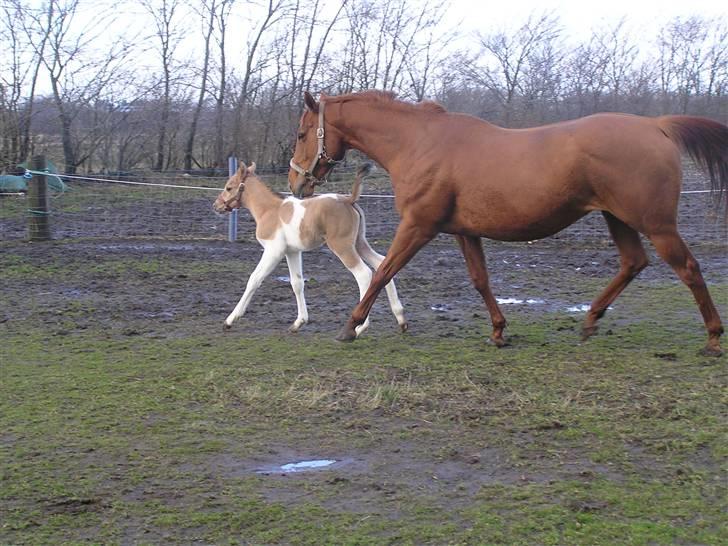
[225,243,286,327]
[348,259,373,337]
[285,251,308,332]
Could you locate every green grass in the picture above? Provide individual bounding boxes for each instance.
[2,314,726,544]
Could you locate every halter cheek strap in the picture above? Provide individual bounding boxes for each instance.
[290,100,342,184]
[222,171,247,210]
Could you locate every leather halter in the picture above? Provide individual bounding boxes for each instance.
[289,100,342,186]
[221,169,247,211]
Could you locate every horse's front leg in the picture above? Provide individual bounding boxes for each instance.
[285,250,309,332]
[455,234,507,347]
[223,245,285,330]
[337,219,436,342]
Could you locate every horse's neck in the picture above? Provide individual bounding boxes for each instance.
[332,101,420,172]
[242,179,282,220]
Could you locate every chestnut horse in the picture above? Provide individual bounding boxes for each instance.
[288,90,727,355]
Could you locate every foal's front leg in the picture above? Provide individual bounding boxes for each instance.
[285,251,309,332]
[223,244,285,329]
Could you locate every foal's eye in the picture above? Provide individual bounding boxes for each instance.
[297,132,306,140]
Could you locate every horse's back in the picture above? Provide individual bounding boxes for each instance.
[426,112,684,239]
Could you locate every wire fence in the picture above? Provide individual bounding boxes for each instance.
[0,162,726,250]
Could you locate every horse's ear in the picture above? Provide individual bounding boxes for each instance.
[237,162,248,180]
[304,91,319,113]
[247,162,256,175]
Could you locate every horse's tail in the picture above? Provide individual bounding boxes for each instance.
[658,115,728,215]
[346,162,374,204]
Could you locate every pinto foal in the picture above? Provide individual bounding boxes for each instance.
[213,162,406,336]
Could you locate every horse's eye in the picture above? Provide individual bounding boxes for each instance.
[297,132,306,140]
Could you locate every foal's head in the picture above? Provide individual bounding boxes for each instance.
[213,162,256,213]
[288,91,346,198]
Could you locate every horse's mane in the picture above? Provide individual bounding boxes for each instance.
[329,90,447,114]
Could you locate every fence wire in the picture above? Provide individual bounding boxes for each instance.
[0,164,726,250]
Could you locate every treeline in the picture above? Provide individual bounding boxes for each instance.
[1,0,726,174]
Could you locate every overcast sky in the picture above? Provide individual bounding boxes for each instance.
[446,0,725,39]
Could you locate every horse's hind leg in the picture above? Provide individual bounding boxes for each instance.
[647,229,723,356]
[582,212,649,340]
[455,235,507,347]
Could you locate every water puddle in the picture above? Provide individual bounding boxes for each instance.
[566,304,612,313]
[430,303,451,312]
[96,243,199,252]
[566,304,591,313]
[256,458,347,475]
[496,297,545,305]
[274,275,308,283]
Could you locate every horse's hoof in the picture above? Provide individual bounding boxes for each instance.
[581,325,598,341]
[699,344,723,357]
[400,322,408,333]
[490,336,507,348]
[223,323,232,331]
[336,326,357,343]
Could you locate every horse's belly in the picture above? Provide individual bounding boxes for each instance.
[445,204,589,242]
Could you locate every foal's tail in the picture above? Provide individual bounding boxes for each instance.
[659,115,728,216]
[346,163,374,204]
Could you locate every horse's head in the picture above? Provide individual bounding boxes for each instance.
[288,91,346,198]
[213,162,256,213]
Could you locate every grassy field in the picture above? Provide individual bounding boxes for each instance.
[2,272,727,544]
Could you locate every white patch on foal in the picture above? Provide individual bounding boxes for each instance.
[280,197,307,250]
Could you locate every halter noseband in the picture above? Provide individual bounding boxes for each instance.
[289,100,342,186]
[221,169,247,211]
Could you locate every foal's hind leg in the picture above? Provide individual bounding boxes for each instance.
[355,237,407,332]
[647,229,724,356]
[455,235,507,347]
[582,212,649,340]
[328,243,374,337]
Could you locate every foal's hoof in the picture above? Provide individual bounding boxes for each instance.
[222,322,232,332]
[699,344,723,357]
[288,321,306,333]
[490,335,507,348]
[399,322,409,333]
[336,325,358,343]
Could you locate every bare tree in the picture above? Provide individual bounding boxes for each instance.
[183,0,218,172]
[30,0,135,173]
[658,17,728,114]
[0,1,49,170]
[210,0,235,169]
[231,0,287,157]
[461,13,562,126]
[140,0,184,171]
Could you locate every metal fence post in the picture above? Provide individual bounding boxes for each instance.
[227,156,238,242]
[27,154,51,241]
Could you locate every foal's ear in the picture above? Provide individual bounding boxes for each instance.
[304,91,319,113]
[247,162,257,175]
[237,162,248,181]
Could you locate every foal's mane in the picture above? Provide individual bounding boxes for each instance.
[329,90,446,114]
[246,174,285,201]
